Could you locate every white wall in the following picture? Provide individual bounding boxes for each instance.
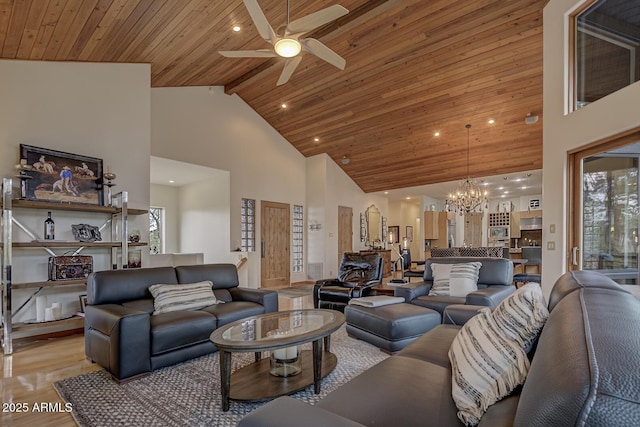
[179,175,231,263]
[306,154,388,278]
[151,86,307,286]
[0,60,151,319]
[543,0,640,296]
[150,184,180,253]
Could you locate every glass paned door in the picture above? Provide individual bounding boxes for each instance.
[578,154,639,284]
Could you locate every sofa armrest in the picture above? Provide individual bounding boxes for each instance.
[443,304,486,325]
[393,281,432,302]
[84,304,151,381]
[229,287,279,313]
[239,396,365,427]
[466,285,515,307]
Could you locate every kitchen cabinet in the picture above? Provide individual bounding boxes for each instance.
[519,209,542,219]
[434,212,448,248]
[424,211,439,239]
[510,211,521,238]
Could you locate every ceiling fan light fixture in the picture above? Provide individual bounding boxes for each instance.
[274,38,301,57]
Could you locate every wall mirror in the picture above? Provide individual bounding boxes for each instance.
[364,204,381,248]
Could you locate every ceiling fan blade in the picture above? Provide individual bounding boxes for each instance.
[218,49,277,58]
[277,56,303,86]
[302,38,346,70]
[285,5,349,36]
[243,0,277,43]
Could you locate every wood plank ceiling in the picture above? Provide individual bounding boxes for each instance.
[0,0,547,193]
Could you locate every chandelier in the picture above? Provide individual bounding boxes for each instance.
[445,124,488,215]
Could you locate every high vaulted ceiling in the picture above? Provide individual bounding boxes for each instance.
[0,0,547,193]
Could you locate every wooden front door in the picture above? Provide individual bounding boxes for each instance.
[261,201,290,289]
[338,206,353,265]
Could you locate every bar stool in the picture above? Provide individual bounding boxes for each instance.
[513,273,541,288]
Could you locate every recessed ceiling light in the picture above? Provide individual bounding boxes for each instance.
[406,196,411,200]
[434,131,440,137]
[232,25,241,32]
[521,186,528,190]
[501,194,506,198]
[281,103,287,109]
[384,191,389,194]
[504,191,510,194]
[488,119,495,124]
[314,137,320,142]
[498,186,504,190]
[514,178,523,182]
[169,180,175,183]
[482,182,490,186]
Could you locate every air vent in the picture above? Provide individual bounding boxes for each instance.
[307,263,324,281]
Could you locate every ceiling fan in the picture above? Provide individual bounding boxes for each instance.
[219,0,349,86]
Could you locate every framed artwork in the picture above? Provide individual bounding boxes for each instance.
[79,295,88,313]
[405,225,414,242]
[388,225,400,244]
[20,144,103,205]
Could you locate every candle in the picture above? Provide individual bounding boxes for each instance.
[44,308,55,322]
[51,302,62,320]
[274,346,297,361]
[36,296,47,322]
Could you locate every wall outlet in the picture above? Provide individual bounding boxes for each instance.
[547,241,555,250]
[550,224,556,233]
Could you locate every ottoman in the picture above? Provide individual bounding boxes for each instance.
[345,303,441,353]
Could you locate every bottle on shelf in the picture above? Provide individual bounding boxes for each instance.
[44,211,55,240]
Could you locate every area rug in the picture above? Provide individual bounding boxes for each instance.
[54,326,388,427]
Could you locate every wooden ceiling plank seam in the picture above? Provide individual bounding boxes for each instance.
[65,0,114,60]
[96,0,162,62]
[77,0,144,61]
[119,0,190,61]
[42,0,85,60]
[0,0,16,51]
[151,1,244,86]
[55,0,103,60]
[140,0,216,64]
[2,0,30,58]
[29,0,68,60]
[15,0,49,59]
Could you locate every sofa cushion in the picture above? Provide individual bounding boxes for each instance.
[398,324,460,367]
[492,283,548,349]
[202,301,266,327]
[411,295,466,315]
[317,355,464,426]
[148,281,219,315]
[430,262,481,297]
[150,310,217,355]
[449,308,529,426]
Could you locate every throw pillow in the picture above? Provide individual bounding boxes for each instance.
[492,282,549,350]
[449,308,530,426]
[148,281,218,315]
[429,263,453,295]
[449,262,482,297]
[429,262,481,297]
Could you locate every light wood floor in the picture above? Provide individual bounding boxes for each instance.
[1,287,315,427]
[1,333,98,427]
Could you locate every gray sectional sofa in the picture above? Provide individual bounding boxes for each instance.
[239,270,640,426]
[84,264,278,382]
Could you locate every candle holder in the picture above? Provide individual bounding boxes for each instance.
[14,159,33,199]
[103,172,117,206]
[267,329,301,377]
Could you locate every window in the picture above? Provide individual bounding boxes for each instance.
[573,0,640,110]
[149,207,164,254]
[241,198,255,252]
[292,205,304,273]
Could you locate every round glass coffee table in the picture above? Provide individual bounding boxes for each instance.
[210,309,345,411]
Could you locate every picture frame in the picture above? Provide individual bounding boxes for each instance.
[19,144,103,206]
[388,225,400,244]
[79,294,88,313]
[405,225,414,242]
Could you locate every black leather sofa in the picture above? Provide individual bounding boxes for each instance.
[395,256,515,314]
[239,270,640,426]
[84,264,278,382]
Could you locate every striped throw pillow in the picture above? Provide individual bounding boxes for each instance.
[492,282,549,349]
[429,262,481,297]
[148,281,218,315]
[449,308,530,426]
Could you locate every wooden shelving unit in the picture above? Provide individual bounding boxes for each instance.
[1,178,148,354]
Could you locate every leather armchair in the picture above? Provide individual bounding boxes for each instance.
[313,253,384,312]
[394,256,515,315]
